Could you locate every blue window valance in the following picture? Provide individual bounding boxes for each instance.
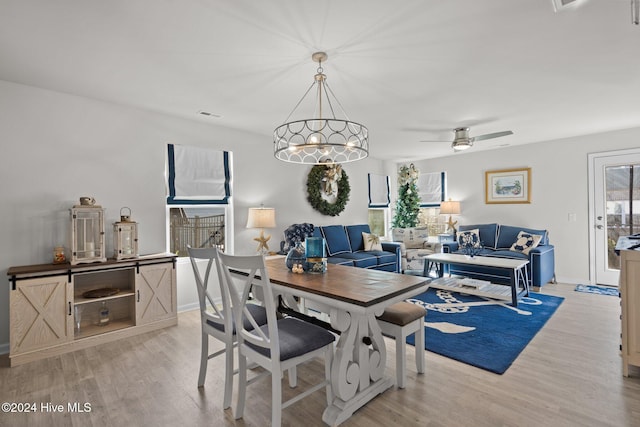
[368,173,390,208]
[167,144,231,205]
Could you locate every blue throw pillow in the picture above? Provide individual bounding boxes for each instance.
[457,229,481,248]
[320,225,352,256]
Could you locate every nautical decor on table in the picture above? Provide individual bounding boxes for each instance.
[392,163,422,228]
[305,237,327,273]
[70,197,106,265]
[113,207,138,260]
[285,241,307,273]
[273,51,369,165]
[307,163,350,216]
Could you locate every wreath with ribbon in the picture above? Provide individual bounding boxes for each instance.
[307,165,350,216]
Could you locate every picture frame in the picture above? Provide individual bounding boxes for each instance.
[485,168,531,204]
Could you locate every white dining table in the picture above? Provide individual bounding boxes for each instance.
[264,258,429,426]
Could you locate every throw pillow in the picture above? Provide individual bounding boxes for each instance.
[510,230,542,255]
[362,232,383,251]
[457,229,481,248]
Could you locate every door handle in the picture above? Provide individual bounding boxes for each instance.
[597,216,603,220]
[596,225,603,229]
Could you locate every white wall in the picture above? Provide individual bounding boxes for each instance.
[398,128,640,284]
[0,80,384,350]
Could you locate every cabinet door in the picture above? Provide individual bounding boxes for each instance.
[136,263,176,325]
[10,276,73,355]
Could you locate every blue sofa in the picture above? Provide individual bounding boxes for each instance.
[280,223,401,273]
[441,223,555,287]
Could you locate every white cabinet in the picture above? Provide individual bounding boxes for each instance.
[620,248,640,376]
[7,254,177,366]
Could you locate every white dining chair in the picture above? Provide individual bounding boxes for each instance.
[217,251,335,427]
[377,301,426,388]
[186,246,268,409]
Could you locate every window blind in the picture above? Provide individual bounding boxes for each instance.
[417,171,446,207]
[167,144,231,204]
[368,173,390,207]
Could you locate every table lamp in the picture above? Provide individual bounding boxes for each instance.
[440,199,461,235]
[246,205,276,254]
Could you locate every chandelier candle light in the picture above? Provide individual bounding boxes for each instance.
[274,52,369,164]
[246,205,276,254]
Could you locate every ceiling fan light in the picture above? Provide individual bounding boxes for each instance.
[452,141,471,151]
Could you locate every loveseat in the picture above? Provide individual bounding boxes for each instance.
[280,223,401,273]
[441,223,555,287]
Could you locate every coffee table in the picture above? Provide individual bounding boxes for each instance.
[423,253,529,306]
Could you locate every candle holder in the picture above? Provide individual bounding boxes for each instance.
[305,237,327,274]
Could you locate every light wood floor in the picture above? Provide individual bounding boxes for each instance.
[1,282,639,427]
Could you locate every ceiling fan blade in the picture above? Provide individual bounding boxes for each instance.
[471,130,513,142]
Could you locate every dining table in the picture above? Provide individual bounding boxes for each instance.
[263,258,430,426]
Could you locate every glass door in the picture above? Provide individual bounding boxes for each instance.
[591,150,640,286]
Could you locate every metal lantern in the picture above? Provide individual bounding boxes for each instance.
[113,207,138,260]
[70,198,107,265]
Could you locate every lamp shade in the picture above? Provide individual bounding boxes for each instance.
[246,207,276,229]
[440,200,461,215]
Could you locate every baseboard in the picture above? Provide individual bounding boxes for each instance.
[178,302,200,313]
[0,342,10,355]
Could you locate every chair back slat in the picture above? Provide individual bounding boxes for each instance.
[218,252,280,361]
[187,246,232,333]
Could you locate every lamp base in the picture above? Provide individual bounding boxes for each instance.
[447,215,458,234]
[254,229,271,254]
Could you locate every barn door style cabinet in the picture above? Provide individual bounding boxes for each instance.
[7,254,177,366]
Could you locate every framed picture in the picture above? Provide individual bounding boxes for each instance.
[485,168,531,204]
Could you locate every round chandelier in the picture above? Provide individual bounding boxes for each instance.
[274,52,369,164]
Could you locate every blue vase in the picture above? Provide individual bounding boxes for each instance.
[285,241,307,271]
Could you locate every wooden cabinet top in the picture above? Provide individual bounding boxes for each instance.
[7,253,176,278]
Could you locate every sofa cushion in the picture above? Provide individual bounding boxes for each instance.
[459,223,498,249]
[496,225,548,249]
[510,230,543,255]
[320,225,351,256]
[361,232,382,251]
[345,224,371,251]
[337,252,378,269]
[326,256,354,266]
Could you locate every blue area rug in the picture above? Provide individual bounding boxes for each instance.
[405,288,564,374]
[575,284,619,297]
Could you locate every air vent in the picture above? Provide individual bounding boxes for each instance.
[552,0,581,12]
[197,111,222,118]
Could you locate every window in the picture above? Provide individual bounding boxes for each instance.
[368,173,390,237]
[166,144,233,256]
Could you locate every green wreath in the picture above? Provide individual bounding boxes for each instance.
[307,165,350,216]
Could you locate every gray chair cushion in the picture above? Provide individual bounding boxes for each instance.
[207,303,267,334]
[246,317,335,361]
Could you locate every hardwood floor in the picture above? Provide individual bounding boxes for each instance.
[1,282,639,427]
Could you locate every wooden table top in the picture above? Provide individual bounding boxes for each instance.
[265,258,428,307]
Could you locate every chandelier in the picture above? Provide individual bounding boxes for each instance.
[274,52,369,164]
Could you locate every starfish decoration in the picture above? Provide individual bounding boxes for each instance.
[254,229,271,253]
[446,215,458,234]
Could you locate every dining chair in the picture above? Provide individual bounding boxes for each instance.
[217,251,335,427]
[186,246,268,409]
[377,301,426,388]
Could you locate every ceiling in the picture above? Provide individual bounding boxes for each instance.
[1,0,639,161]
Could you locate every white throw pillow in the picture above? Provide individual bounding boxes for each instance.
[362,232,383,251]
[457,229,481,248]
[510,231,542,255]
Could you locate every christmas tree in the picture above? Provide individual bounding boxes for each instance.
[392,163,422,228]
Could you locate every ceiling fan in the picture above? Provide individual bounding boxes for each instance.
[422,127,514,152]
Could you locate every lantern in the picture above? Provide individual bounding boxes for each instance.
[70,197,106,265]
[113,207,138,260]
